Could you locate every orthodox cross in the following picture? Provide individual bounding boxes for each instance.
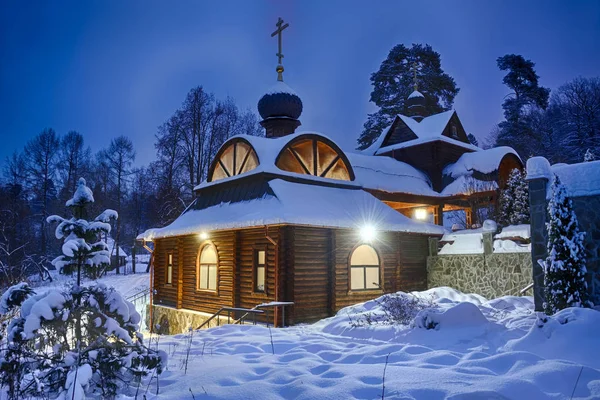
[410,61,419,91]
[271,17,289,81]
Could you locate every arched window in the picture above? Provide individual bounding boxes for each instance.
[350,244,380,290]
[276,136,354,181]
[197,244,218,291]
[209,139,259,182]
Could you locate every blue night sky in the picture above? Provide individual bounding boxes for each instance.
[1,1,599,168]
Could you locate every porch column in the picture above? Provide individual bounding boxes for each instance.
[465,208,473,228]
[433,204,444,226]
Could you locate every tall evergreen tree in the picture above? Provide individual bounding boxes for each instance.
[467,133,479,147]
[494,54,550,158]
[498,168,530,226]
[542,175,592,314]
[47,177,116,283]
[358,43,459,149]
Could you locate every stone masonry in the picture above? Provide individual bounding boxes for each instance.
[427,252,532,300]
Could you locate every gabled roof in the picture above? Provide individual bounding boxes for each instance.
[443,147,521,179]
[141,179,445,240]
[364,111,479,156]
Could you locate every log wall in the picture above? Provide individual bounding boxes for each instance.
[152,225,432,326]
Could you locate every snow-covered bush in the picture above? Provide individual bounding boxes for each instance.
[542,175,593,315]
[584,148,596,162]
[498,168,529,226]
[47,177,117,282]
[350,293,434,327]
[0,282,166,399]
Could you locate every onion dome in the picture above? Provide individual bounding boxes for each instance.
[258,81,303,120]
[406,90,426,122]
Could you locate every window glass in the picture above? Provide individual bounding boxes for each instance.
[166,253,173,284]
[209,140,259,182]
[350,245,380,290]
[198,245,218,290]
[255,250,266,292]
[351,268,365,290]
[350,245,379,266]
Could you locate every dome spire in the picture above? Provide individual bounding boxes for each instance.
[411,60,419,91]
[271,17,289,82]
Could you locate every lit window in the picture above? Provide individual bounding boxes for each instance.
[198,244,218,291]
[350,244,380,290]
[255,250,266,292]
[276,137,353,181]
[166,253,173,284]
[209,140,259,182]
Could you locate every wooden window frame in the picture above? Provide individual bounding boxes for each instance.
[165,252,173,286]
[196,242,219,293]
[348,244,383,293]
[252,246,268,295]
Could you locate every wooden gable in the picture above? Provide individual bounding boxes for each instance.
[441,112,470,144]
[381,117,418,148]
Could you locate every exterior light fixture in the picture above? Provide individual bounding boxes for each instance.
[359,225,376,242]
[414,208,428,221]
[199,232,209,240]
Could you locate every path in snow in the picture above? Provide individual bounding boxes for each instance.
[121,288,600,400]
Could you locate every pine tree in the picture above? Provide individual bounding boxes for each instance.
[357,43,459,149]
[584,148,596,162]
[494,54,550,158]
[542,175,592,315]
[467,133,479,147]
[47,177,117,284]
[498,168,529,226]
[509,169,530,225]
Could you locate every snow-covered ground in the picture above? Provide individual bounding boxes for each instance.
[5,274,600,399]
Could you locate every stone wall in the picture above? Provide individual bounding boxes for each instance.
[148,305,230,335]
[427,252,532,299]
[528,158,600,310]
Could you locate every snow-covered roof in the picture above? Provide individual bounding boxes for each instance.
[105,237,128,257]
[345,152,439,196]
[141,179,445,240]
[264,80,298,96]
[369,111,480,155]
[194,132,361,191]
[526,156,600,198]
[440,175,498,196]
[444,147,521,179]
[408,90,424,99]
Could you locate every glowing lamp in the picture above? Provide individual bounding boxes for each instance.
[359,225,376,242]
[414,208,428,221]
[199,232,209,240]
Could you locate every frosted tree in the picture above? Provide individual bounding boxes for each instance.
[0,281,166,399]
[498,168,529,226]
[47,177,117,284]
[542,175,592,315]
[584,148,596,162]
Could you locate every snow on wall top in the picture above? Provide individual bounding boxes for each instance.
[142,179,445,240]
[444,147,521,179]
[526,156,600,198]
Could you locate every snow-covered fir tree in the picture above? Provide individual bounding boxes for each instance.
[0,282,166,399]
[47,177,117,283]
[584,148,596,162]
[542,175,593,315]
[0,179,165,400]
[498,168,530,226]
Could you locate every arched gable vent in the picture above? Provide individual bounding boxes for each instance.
[275,134,355,181]
[208,138,259,183]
